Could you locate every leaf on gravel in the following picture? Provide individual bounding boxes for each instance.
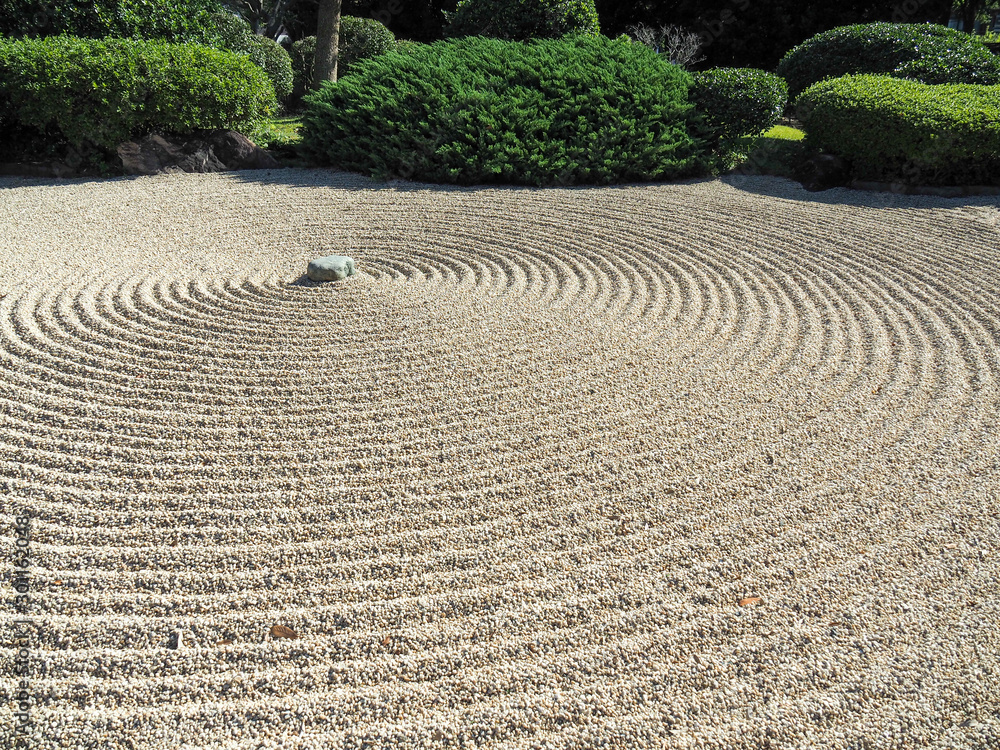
[217,639,233,646]
[739,597,762,606]
[381,635,392,646]
[270,625,298,639]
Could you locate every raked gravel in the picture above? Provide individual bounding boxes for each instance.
[1,170,999,749]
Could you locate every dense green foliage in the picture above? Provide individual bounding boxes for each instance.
[0,0,225,41]
[594,0,953,70]
[271,0,952,69]
[242,34,293,101]
[891,47,1000,85]
[446,0,600,40]
[777,23,1000,98]
[301,35,706,186]
[290,36,316,101]
[690,68,787,142]
[339,16,396,74]
[0,36,277,152]
[289,17,394,101]
[394,39,425,55]
[797,74,1000,185]
[210,13,293,101]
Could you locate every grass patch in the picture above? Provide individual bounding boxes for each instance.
[254,114,302,149]
[725,132,812,178]
[762,124,805,141]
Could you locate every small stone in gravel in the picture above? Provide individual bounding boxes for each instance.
[307,255,356,282]
[270,625,298,639]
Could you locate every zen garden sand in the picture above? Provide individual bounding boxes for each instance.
[1,170,999,748]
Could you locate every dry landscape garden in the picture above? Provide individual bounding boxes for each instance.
[1,0,1000,747]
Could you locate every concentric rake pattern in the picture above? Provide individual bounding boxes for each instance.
[1,173,999,749]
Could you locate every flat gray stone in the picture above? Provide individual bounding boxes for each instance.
[307,255,356,282]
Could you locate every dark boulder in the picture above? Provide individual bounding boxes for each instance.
[795,154,849,192]
[117,131,278,176]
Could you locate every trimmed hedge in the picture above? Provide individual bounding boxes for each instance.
[290,17,395,100]
[690,68,787,142]
[339,16,396,75]
[0,0,225,42]
[796,74,1000,185]
[210,14,293,101]
[446,0,599,41]
[300,35,705,186]
[0,36,277,151]
[777,23,1000,98]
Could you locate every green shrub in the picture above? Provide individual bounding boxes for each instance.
[241,34,293,101]
[395,39,424,55]
[0,0,225,42]
[445,0,600,41]
[339,16,396,75]
[777,23,1000,98]
[796,74,1000,185]
[300,34,706,186]
[690,68,787,142]
[0,36,277,151]
[208,10,253,48]
[290,36,316,101]
[289,18,394,101]
[208,13,293,101]
[892,49,1000,86]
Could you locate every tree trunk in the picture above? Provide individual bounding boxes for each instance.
[960,0,983,31]
[314,0,342,86]
[264,0,295,40]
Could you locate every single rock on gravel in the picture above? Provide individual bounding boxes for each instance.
[117,130,278,175]
[307,255,356,282]
[795,153,849,192]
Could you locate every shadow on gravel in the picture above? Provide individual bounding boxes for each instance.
[228,166,724,198]
[723,173,1000,209]
[0,174,127,190]
[231,167,1000,211]
[288,274,320,287]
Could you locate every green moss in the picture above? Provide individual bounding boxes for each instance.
[762,125,804,141]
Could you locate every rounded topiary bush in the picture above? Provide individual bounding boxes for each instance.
[0,0,223,41]
[797,74,1000,185]
[892,49,1000,86]
[0,36,277,152]
[777,23,1000,98]
[209,13,293,102]
[289,17,394,101]
[446,0,600,41]
[339,16,396,74]
[243,34,293,101]
[300,34,705,186]
[690,68,787,142]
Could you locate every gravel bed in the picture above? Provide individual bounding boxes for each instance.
[1,170,999,749]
